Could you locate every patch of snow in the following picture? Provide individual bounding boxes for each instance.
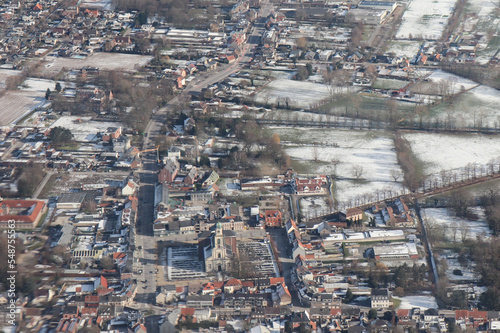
[422,207,492,240]
[393,295,438,310]
[403,132,500,177]
[396,0,456,40]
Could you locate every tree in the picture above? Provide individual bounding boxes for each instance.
[50,126,73,148]
[81,198,98,214]
[390,170,402,182]
[344,289,354,303]
[296,37,307,50]
[271,133,280,145]
[55,82,62,93]
[100,256,115,270]
[449,189,472,218]
[295,66,310,81]
[352,165,364,180]
[480,288,500,310]
[449,290,467,309]
[368,309,378,319]
[199,155,211,167]
[45,88,51,99]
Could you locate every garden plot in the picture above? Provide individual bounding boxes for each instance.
[402,132,500,176]
[393,295,438,310]
[395,0,456,40]
[48,116,123,142]
[422,207,492,241]
[299,196,332,220]
[267,127,404,205]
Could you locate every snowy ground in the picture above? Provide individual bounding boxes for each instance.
[438,250,480,283]
[396,0,456,40]
[0,69,22,90]
[299,196,331,220]
[0,77,69,126]
[428,84,500,128]
[80,0,113,10]
[48,116,123,142]
[410,70,479,96]
[0,91,47,126]
[21,78,72,94]
[393,295,438,310]
[403,132,500,176]
[39,52,152,76]
[267,127,404,206]
[385,40,421,58]
[254,79,358,109]
[422,207,492,241]
[372,78,409,90]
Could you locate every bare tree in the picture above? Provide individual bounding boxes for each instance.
[460,220,470,242]
[352,165,364,180]
[390,169,402,182]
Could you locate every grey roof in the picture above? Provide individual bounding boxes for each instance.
[59,192,86,204]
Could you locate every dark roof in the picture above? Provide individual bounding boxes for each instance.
[59,192,86,204]
[371,288,389,296]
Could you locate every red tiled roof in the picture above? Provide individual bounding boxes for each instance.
[269,277,285,285]
[331,308,341,316]
[225,279,242,286]
[113,252,126,260]
[398,309,410,317]
[181,308,195,316]
[0,200,45,223]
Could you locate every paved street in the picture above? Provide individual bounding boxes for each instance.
[131,0,276,325]
[267,228,306,311]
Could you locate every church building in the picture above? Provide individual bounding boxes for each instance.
[203,222,237,273]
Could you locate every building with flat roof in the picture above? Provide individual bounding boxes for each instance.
[57,192,87,210]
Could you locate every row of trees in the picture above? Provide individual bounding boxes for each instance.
[112,0,221,29]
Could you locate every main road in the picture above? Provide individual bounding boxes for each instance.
[133,0,275,312]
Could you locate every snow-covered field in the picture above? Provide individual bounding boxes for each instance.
[385,40,421,58]
[255,79,330,108]
[254,79,358,109]
[40,52,152,76]
[429,84,500,128]
[0,91,47,126]
[423,207,492,241]
[396,0,456,40]
[299,196,331,219]
[267,127,404,206]
[49,116,123,142]
[372,78,409,90]
[21,78,71,94]
[411,70,479,96]
[393,295,438,310]
[403,132,500,175]
[80,0,112,10]
[0,69,22,90]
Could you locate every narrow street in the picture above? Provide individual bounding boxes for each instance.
[267,228,306,311]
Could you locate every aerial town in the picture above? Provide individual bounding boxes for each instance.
[0,0,500,332]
